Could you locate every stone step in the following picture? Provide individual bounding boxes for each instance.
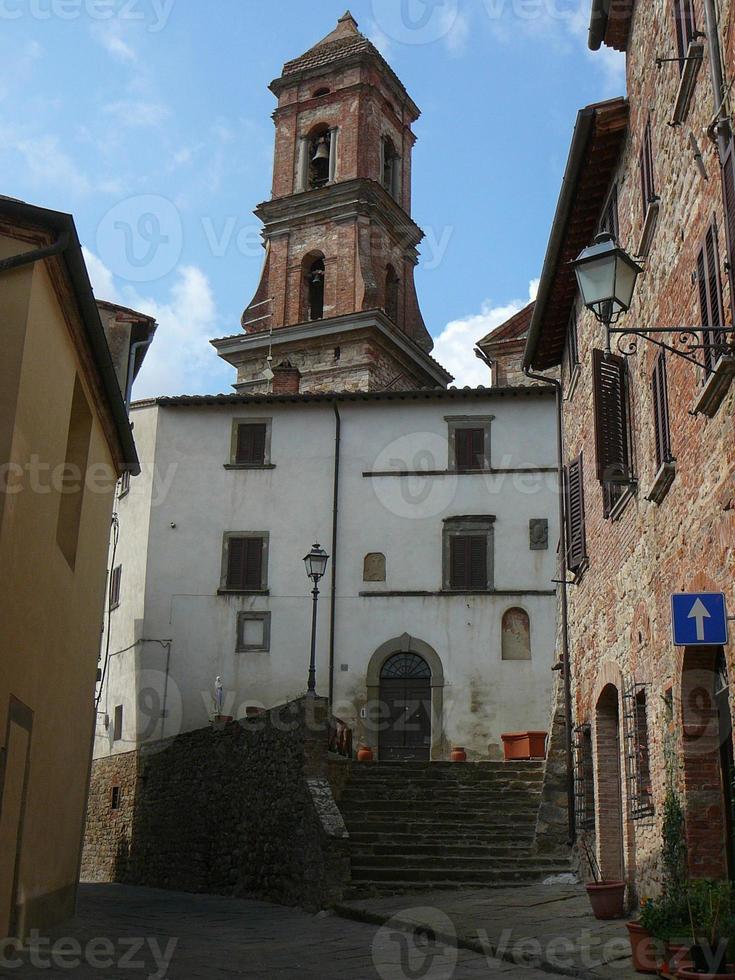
[349,865,570,883]
[348,830,536,845]
[350,854,567,870]
[350,837,533,858]
[339,802,540,817]
[348,768,544,782]
[343,815,538,833]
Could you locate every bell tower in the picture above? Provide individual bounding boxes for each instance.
[213,11,451,393]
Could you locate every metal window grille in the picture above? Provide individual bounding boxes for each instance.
[573,724,596,830]
[623,681,655,820]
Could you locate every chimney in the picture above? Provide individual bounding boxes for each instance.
[272,360,301,394]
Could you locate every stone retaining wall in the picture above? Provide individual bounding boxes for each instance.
[81,698,350,910]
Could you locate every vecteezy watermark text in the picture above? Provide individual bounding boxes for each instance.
[0,0,175,31]
[1,931,178,978]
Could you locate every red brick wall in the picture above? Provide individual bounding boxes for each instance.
[563,0,735,897]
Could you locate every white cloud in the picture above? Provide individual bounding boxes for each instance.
[83,249,233,398]
[103,100,170,128]
[443,9,471,53]
[9,133,91,196]
[432,280,538,387]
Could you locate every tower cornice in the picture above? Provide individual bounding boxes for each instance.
[255,177,425,252]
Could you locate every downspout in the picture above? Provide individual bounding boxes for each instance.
[328,401,341,708]
[0,231,70,274]
[702,0,732,156]
[523,368,576,846]
[125,337,154,410]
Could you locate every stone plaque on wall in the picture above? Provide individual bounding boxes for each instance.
[529,519,548,551]
[363,553,386,582]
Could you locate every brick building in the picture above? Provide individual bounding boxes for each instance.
[524,0,735,897]
[213,11,451,394]
[476,302,537,387]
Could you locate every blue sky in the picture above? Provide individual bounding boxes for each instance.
[1,0,624,395]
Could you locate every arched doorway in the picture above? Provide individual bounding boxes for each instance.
[378,652,432,761]
[715,651,735,880]
[681,646,734,880]
[595,684,625,881]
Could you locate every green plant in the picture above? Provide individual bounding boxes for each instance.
[686,879,735,960]
[638,895,690,942]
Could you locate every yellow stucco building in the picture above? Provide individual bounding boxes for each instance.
[0,197,142,939]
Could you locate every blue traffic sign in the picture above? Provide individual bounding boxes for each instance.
[671,592,729,646]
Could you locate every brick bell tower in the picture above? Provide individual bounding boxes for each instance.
[212,11,452,393]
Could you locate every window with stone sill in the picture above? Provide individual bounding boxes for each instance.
[446,416,493,472]
[220,533,269,593]
[228,419,272,468]
[442,517,495,591]
[236,611,271,653]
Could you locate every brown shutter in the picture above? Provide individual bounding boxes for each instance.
[236,424,266,464]
[673,0,696,68]
[651,352,672,470]
[454,430,470,471]
[564,455,587,572]
[227,537,263,590]
[470,429,484,469]
[640,122,655,212]
[697,222,727,373]
[450,534,487,588]
[593,348,632,484]
[721,139,735,323]
[468,535,487,588]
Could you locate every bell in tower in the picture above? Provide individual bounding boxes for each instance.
[212,11,452,395]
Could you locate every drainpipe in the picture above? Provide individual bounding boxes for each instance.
[702,0,732,157]
[0,231,70,275]
[125,337,154,411]
[523,367,576,846]
[328,401,341,708]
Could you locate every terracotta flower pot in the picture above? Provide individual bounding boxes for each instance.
[585,881,626,920]
[626,921,658,974]
[450,747,467,762]
[356,746,374,762]
[501,731,547,760]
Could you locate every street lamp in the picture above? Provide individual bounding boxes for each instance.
[303,543,329,697]
[572,232,643,329]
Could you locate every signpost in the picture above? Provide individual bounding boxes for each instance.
[671,592,729,647]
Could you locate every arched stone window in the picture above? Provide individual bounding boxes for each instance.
[385,265,399,323]
[501,607,531,661]
[308,126,331,190]
[363,553,386,582]
[302,254,325,321]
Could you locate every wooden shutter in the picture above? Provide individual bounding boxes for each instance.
[640,122,655,213]
[697,222,726,373]
[673,0,696,67]
[449,535,487,589]
[721,139,735,323]
[227,537,263,590]
[592,349,632,484]
[564,455,587,572]
[110,566,122,607]
[455,428,484,471]
[236,424,266,465]
[565,312,580,377]
[600,184,619,239]
[651,352,673,470]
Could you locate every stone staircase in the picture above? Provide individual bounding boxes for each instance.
[338,761,570,895]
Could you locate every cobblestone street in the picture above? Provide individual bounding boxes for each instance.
[0,884,554,980]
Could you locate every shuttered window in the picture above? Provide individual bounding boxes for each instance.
[449,535,488,589]
[652,352,673,470]
[454,428,485,471]
[235,423,267,465]
[673,0,696,70]
[640,121,656,213]
[721,139,735,323]
[599,184,619,240]
[113,705,123,742]
[226,537,264,590]
[564,454,587,573]
[697,221,726,374]
[565,311,580,378]
[110,565,122,609]
[592,349,634,490]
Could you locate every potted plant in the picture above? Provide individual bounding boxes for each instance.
[627,899,662,974]
[677,880,735,979]
[580,836,626,920]
[356,745,374,762]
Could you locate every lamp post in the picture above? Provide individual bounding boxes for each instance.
[572,232,643,341]
[572,232,734,370]
[303,543,329,697]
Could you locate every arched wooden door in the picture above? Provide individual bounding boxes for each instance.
[378,653,432,761]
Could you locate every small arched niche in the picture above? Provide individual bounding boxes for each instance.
[363,553,386,583]
[501,607,531,661]
[385,265,400,324]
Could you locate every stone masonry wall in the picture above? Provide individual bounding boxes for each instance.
[563,0,735,900]
[81,698,350,910]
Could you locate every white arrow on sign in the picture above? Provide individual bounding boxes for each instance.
[688,598,711,641]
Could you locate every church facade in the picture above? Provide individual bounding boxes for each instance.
[92,14,559,765]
